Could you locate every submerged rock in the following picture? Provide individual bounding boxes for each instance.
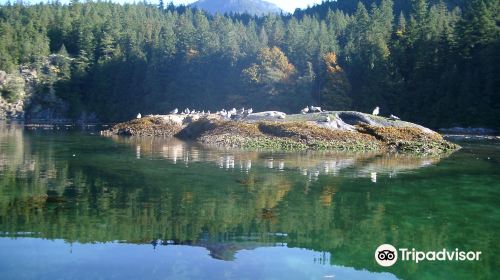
[101,111,460,155]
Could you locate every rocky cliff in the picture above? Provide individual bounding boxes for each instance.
[0,55,96,123]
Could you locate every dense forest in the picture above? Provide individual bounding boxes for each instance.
[0,0,498,128]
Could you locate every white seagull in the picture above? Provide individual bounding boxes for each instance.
[301,107,310,114]
[372,107,380,116]
[170,108,178,114]
[389,114,400,121]
[136,113,142,119]
[310,106,322,112]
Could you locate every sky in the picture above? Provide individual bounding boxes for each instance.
[3,0,326,13]
[171,0,325,13]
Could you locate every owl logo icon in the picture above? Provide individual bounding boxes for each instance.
[375,244,398,267]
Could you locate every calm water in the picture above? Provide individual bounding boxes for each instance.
[0,124,499,280]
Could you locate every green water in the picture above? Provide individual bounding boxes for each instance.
[0,124,498,280]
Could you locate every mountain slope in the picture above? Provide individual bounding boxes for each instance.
[191,0,282,15]
[295,0,466,17]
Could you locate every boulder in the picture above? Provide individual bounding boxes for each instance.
[0,70,6,85]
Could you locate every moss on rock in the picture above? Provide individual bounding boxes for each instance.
[356,124,459,154]
[101,112,460,155]
[102,116,183,136]
[192,120,382,151]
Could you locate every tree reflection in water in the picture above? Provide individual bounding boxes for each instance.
[0,125,498,280]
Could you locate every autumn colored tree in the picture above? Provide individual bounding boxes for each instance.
[320,52,352,110]
[243,46,295,86]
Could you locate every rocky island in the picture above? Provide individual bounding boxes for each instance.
[101,111,460,155]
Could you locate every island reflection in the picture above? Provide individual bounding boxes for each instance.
[112,136,445,182]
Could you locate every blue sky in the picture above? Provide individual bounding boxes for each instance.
[3,0,326,13]
[172,0,325,13]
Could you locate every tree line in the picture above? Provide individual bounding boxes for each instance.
[0,0,498,128]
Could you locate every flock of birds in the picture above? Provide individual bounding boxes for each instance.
[300,106,323,114]
[137,105,401,121]
[169,108,215,116]
[162,107,254,120]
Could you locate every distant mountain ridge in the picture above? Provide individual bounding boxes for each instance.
[190,0,282,15]
[295,0,465,17]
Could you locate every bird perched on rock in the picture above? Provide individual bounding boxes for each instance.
[136,113,142,119]
[242,110,250,119]
[184,108,190,114]
[372,107,380,116]
[389,114,400,121]
[170,108,178,114]
[301,107,310,114]
[229,108,237,115]
[277,112,286,119]
[309,106,322,112]
[247,108,253,114]
[219,111,229,119]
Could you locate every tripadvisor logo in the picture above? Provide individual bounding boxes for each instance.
[375,244,398,267]
[375,244,482,267]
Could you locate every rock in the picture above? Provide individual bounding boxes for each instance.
[315,113,355,131]
[1,55,73,122]
[101,111,460,155]
[101,116,185,137]
[245,111,289,121]
[0,70,6,85]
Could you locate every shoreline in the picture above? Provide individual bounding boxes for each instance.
[1,119,497,136]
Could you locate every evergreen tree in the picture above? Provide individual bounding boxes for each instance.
[320,52,352,110]
[0,1,496,128]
